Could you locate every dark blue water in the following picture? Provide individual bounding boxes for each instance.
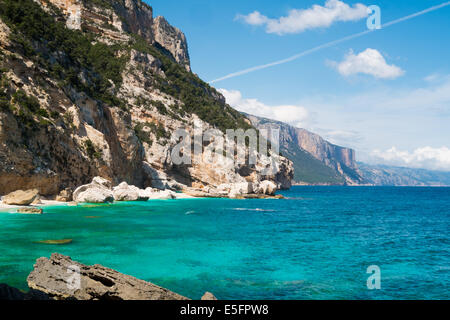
[0,186,449,299]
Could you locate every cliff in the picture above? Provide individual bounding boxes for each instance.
[0,0,293,196]
[246,114,364,185]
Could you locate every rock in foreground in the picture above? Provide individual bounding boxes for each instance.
[27,253,189,300]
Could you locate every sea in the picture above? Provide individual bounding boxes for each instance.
[0,186,449,300]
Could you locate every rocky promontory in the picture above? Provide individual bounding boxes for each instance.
[27,253,189,300]
[2,253,218,300]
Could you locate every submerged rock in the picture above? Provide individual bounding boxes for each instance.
[27,253,189,300]
[17,208,43,215]
[3,189,39,206]
[35,239,72,245]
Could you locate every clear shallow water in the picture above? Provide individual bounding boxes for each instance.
[0,186,449,300]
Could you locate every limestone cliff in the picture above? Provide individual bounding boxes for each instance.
[152,16,191,72]
[41,0,189,70]
[0,0,293,196]
[246,114,364,185]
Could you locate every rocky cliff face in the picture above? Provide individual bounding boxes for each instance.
[152,16,191,72]
[246,114,364,185]
[0,0,293,196]
[42,0,187,69]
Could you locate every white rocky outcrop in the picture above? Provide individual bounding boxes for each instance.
[73,177,114,203]
[152,16,191,72]
[113,182,140,201]
[255,180,277,196]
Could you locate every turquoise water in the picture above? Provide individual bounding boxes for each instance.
[0,186,449,300]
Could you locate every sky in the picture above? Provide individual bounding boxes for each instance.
[145,0,450,171]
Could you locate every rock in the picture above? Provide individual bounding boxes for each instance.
[92,177,112,189]
[201,292,218,300]
[0,2,294,200]
[17,208,43,214]
[0,283,50,301]
[0,284,27,300]
[2,189,39,206]
[152,16,191,72]
[218,182,253,195]
[35,239,72,245]
[113,182,151,201]
[113,182,140,201]
[27,253,188,300]
[56,188,73,202]
[31,197,43,205]
[172,193,194,199]
[148,190,176,200]
[255,180,277,196]
[73,177,114,203]
[0,18,11,48]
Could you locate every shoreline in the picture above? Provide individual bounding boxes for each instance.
[0,200,69,212]
[0,193,285,212]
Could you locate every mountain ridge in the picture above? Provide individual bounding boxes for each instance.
[245,113,364,185]
[358,163,450,186]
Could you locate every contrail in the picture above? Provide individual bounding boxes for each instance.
[209,1,450,84]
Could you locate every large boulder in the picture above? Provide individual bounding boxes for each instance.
[2,189,39,205]
[113,182,140,201]
[73,177,114,203]
[27,253,188,300]
[255,180,277,196]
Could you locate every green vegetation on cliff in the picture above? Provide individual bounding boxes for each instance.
[281,143,345,185]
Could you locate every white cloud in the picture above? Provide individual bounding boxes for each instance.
[371,147,450,171]
[319,129,363,146]
[331,48,404,79]
[236,0,368,35]
[219,89,309,128]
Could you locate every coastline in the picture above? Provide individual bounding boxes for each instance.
[0,200,69,212]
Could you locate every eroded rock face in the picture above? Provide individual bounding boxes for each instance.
[2,189,39,205]
[0,17,10,47]
[0,1,293,198]
[41,0,190,71]
[27,253,188,300]
[152,16,191,72]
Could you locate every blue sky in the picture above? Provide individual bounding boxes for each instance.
[145,0,450,170]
